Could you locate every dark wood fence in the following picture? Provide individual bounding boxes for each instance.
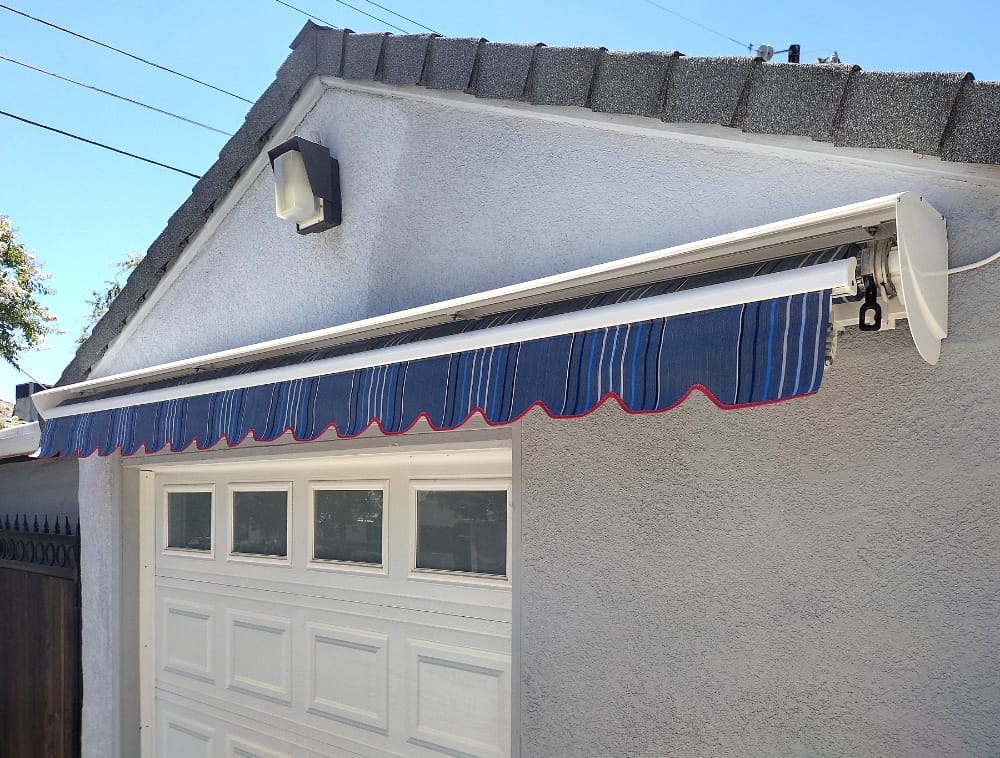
[0,515,81,758]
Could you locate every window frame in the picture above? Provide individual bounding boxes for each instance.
[408,477,512,585]
[227,481,293,565]
[162,483,216,560]
[307,479,390,576]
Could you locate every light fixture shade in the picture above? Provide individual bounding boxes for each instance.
[267,137,342,234]
[273,150,322,225]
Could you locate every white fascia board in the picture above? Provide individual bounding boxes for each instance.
[39,258,856,419]
[0,422,41,458]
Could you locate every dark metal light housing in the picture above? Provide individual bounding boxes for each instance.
[267,137,341,234]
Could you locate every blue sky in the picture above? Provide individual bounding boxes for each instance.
[1,0,996,399]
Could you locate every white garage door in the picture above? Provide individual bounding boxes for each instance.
[145,447,512,758]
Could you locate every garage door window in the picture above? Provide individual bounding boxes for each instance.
[231,488,289,558]
[166,490,213,553]
[312,486,385,565]
[415,488,508,577]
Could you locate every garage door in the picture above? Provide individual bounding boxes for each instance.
[146,447,512,758]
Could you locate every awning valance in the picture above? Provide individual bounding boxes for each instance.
[37,248,851,458]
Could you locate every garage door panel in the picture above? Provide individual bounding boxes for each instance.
[306,622,390,733]
[158,707,216,758]
[159,598,217,685]
[157,573,511,640]
[155,584,511,755]
[406,640,510,758]
[156,564,512,623]
[225,610,293,705]
[159,687,399,758]
[227,735,292,758]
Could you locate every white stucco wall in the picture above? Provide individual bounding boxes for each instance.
[76,82,1000,756]
[520,343,1000,755]
[78,454,124,758]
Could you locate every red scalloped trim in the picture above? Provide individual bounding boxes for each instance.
[47,384,818,459]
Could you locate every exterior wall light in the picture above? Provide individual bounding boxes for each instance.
[267,137,341,234]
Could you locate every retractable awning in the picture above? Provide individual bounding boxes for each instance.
[33,193,948,459]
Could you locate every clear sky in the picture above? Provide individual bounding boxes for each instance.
[0,0,996,400]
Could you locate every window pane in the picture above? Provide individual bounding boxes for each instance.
[167,492,212,551]
[232,491,287,557]
[416,490,507,576]
[313,489,383,564]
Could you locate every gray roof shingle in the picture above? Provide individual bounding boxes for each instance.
[941,79,1000,164]
[834,70,970,154]
[473,42,539,100]
[526,46,602,107]
[661,56,758,126]
[589,50,679,117]
[342,32,388,80]
[380,34,435,86]
[58,22,1000,386]
[421,36,482,91]
[314,25,350,76]
[743,63,857,139]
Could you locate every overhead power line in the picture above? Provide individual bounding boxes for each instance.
[0,109,202,179]
[275,0,340,29]
[275,0,409,35]
[0,54,234,136]
[641,0,752,52]
[328,0,414,33]
[0,4,252,104]
[6,358,45,386]
[357,0,440,35]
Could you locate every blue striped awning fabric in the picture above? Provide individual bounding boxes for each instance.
[38,247,849,458]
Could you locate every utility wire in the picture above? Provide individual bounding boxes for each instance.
[641,0,752,52]
[329,0,412,33]
[357,0,440,35]
[275,0,339,29]
[274,0,408,34]
[0,4,252,104]
[6,358,45,387]
[0,54,234,136]
[949,249,1000,275]
[0,109,202,179]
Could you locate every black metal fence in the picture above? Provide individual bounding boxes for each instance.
[0,513,79,578]
[0,513,82,758]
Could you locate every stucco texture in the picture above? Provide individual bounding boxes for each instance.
[520,314,1000,755]
[78,455,123,758]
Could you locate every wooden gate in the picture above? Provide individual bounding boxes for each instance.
[0,515,81,758]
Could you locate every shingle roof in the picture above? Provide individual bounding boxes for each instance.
[59,21,1000,386]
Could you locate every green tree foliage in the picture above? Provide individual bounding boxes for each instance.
[0,216,55,368]
[78,254,143,344]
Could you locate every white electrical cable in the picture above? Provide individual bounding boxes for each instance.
[948,249,1000,275]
